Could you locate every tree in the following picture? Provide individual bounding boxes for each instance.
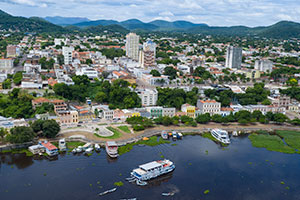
[211,114,223,123]
[2,79,12,89]
[31,119,44,133]
[150,69,161,77]
[273,113,288,124]
[13,71,23,85]
[262,99,271,105]
[0,127,8,141]
[94,91,107,103]
[41,120,60,138]
[163,67,178,80]
[6,126,35,144]
[195,113,211,124]
[57,54,64,65]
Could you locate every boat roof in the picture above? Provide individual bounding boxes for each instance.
[139,161,162,171]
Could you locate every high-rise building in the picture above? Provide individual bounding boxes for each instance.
[126,33,140,61]
[62,46,74,65]
[6,45,20,58]
[225,46,242,69]
[138,89,158,106]
[139,39,156,68]
[0,58,14,71]
[255,60,273,73]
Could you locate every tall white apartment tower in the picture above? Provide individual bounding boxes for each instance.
[225,46,242,69]
[62,46,74,65]
[126,33,140,61]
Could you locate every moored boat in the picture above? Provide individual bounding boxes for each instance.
[105,141,118,158]
[58,138,67,151]
[161,131,168,140]
[98,187,117,196]
[177,132,183,139]
[210,129,230,144]
[94,143,101,151]
[85,147,93,154]
[130,159,175,182]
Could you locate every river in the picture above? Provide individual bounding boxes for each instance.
[1,135,300,200]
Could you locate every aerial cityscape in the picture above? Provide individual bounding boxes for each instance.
[1,1,300,199]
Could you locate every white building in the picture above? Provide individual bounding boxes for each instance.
[126,33,140,61]
[225,46,242,69]
[197,100,221,115]
[0,58,14,71]
[162,107,176,117]
[76,67,98,79]
[62,46,74,65]
[137,89,158,106]
[255,59,273,73]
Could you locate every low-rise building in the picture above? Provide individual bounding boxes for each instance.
[181,103,196,118]
[162,107,176,117]
[197,100,221,115]
[146,106,163,118]
[76,67,98,79]
[39,140,58,156]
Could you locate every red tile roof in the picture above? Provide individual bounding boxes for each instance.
[41,141,57,151]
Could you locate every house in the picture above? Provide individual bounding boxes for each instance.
[146,106,163,118]
[197,100,221,115]
[220,107,234,117]
[39,140,58,156]
[162,107,176,117]
[28,144,45,154]
[181,104,196,118]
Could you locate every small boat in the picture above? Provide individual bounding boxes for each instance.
[161,131,168,140]
[232,131,238,137]
[106,141,118,158]
[162,192,175,196]
[210,129,230,144]
[177,133,183,139]
[143,137,149,141]
[85,147,93,154]
[82,143,92,151]
[98,187,117,196]
[58,138,67,151]
[136,180,147,186]
[94,144,101,151]
[172,133,177,141]
[76,146,83,153]
[72,149,77,154]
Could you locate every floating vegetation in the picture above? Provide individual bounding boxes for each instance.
[92,163,96,166]
[89,184,92,187]
[248,162,253,165]
[114,181,124,187]
[118,136,170,155]
[276,130,300,151]
[97,181,100,185]
[1,149,34,156]
[43,173,47,176]
[188,163,192,166]
[202,132,218,142]
[285,186,290,190]
[160,155,165,158]
[119,173,122,176]
[204,189,210,194]
[205,150,208,155]
[281,181,285,185]
[248,134,296,154]
[171,143,177,146]
[10,166,14,169]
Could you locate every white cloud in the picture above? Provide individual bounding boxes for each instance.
[159,11,174,17]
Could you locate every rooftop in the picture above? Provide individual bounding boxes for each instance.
[139,161,162,171]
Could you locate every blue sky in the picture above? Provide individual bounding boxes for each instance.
[0,0,300,26]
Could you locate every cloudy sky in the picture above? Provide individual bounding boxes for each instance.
[1,0,300,26]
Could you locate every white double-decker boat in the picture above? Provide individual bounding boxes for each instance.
[130,159,175,183]
[105,141,118,158]
[210,128,231,144]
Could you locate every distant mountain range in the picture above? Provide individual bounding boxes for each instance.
[44,16,90,25]
[1,10,300,39]
[70,18,208,31]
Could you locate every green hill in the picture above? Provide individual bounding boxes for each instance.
[0,10,66,33]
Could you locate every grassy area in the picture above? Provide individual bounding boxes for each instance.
[248,134,296,154]
[67,141,85,150]
[93,127,123,139]
[117,126,131,133]
[118,136,170,155]
[275,130,300,150]
[1,148,34,156]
